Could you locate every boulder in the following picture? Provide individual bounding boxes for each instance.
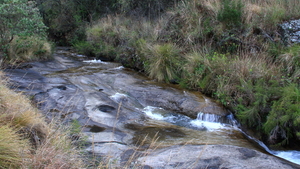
[279,19,300,45]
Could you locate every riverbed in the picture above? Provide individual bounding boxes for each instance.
[3,47,300,168]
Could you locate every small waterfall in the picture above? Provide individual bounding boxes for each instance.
[190,112,233,130]
[195,112,234,125]
[196,112,221,122]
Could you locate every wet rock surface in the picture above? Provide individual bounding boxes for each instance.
[4,47,299,168]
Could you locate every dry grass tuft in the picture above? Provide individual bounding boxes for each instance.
[243,3,262,24]
[145,43,183,82]
[0,125,30,169]
[25,123,84,169]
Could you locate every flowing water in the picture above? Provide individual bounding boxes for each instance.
[139,105,300,165]
[4,48,300,166]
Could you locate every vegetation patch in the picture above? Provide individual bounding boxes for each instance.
[7,36,53,64]
[73,0,300,148]
[0,0,52,66]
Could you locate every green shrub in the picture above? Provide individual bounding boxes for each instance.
[236,79,280,129]
[264,83,300,145]
[217,0,243,28]
[116,38,148,70]
[0,0,47,57]
[181,51,210,90]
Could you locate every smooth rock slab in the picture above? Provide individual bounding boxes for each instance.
[136,145,299,169]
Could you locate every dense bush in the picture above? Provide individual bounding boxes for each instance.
[0,0,48,60]
[264,83,300,146]
[34,0,118,45]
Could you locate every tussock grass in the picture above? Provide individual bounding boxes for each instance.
[145,43,183,82]
[0,72,85,169]
[7,36,52,64]
[0,74,47,138]
[0,125,29,169]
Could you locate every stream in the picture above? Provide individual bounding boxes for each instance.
[3,47,300,168]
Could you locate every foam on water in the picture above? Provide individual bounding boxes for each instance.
[109,93,128,103]
[196,112,221,122]
[142,106,166,120]
[113,66,124,70]
[83,59,107,64]
[190,120,225,130]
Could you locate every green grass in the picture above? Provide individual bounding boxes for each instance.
[263,83,300,146]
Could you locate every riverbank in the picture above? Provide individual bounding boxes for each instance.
[73,0,300,149]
